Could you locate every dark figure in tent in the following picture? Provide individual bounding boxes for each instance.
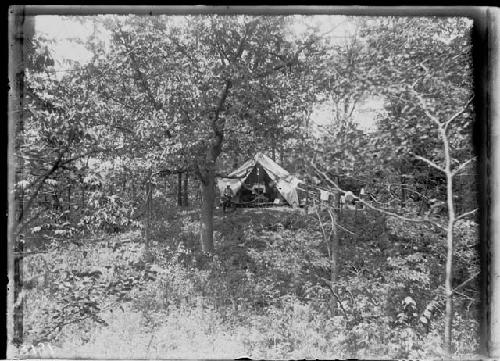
[240,183,253,203]
[222,185,234,213]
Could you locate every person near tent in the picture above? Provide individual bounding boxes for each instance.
[222,185,234,213]
[269,181,279,202]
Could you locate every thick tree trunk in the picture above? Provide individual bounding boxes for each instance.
[200,171,215,253]
[183,171,189,207]
[198,79,232,253]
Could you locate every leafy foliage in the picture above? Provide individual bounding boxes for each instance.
[11,14,479,359]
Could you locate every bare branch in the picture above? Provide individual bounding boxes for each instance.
[452,271,480,293]
[17,150,66,223]
[336,222,356,235]
[412,154,445,173]
[211,79,233,138]
[444,96,474,130]
[455,208,478,222]
[410,90,441,126]
[452,157,476,177]
[117,28,165,114]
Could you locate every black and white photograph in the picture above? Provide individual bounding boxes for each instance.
[7,6,495,359]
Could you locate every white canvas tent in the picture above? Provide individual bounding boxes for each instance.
[216,152,303,207]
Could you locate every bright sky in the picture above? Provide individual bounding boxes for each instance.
[310,96,384,135]
[35,16,96,68]
[35,14,355,65]
[35,14,381,133]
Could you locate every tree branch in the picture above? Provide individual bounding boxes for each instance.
[209,79,233,161]
[452,271,479,293]
[412,154,445,173]
[452,157,476,177]
[444,96,474,130]
[17,150,66,223]
[455,208,478,222]
[411,90,441,126]
[117,29,165,114]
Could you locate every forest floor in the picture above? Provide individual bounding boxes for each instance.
[16,204,480,359]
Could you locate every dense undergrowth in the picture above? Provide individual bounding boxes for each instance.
[17,204,480,359]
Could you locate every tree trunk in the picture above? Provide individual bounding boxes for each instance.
[280,143,284,165]
[327,192,340,316]
[183,171,189,207]
[401,175,407,208]
[67,183,71,220]
[330,191,340,282]
[200,172,215,253]
[442,127,455,355]
[198,79,232,253]
[418,183,428,216]
[177,172,182,206]
[305,184,310,213]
